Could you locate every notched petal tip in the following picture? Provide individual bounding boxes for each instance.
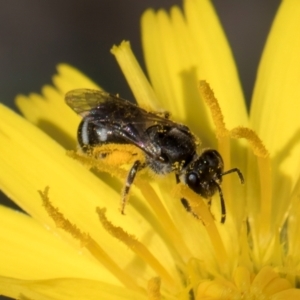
[53,64,100,95]
[110,41,161,111]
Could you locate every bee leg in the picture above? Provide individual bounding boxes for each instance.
[176,175,223,223]
[214,181,226,224]
[120,160,142,215]
[180,198,197,217]
[180,198,207,226]
[175,174,201,220]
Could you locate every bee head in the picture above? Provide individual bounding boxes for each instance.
[183,149,224,198]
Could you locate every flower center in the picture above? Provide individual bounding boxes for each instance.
[196,266,295,300]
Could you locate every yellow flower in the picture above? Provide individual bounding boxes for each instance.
[1,0,300,299]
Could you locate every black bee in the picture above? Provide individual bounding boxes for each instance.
[65,89,244,223]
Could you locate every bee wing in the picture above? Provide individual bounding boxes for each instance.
[66,88,176,125]
[66,88,189,131]
[65,88,127,116]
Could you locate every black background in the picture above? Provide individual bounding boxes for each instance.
[0,1,280,108]
[0,1,280,299]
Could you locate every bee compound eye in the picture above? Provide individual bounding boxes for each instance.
[187,172,199,188]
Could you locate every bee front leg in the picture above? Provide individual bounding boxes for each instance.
[175,174,198,219]
[120,160,142,214]
[176,174,212,223]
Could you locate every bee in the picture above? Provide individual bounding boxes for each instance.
[66,89,244,223]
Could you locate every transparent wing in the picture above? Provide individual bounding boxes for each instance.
[65,88,129,116]
[65,88,178,127]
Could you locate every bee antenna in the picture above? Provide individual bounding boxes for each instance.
[221,168,244,184]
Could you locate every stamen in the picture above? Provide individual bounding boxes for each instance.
[230,126,269,158]
[147,277,161,300]
[69,148,192,261]
[198,80,232,210]
[39,187,142,292]
[230,127,272,236]
[238,222,253,270]
[39,187,90,247]
[96,207,176,287]
[198,80,229,139]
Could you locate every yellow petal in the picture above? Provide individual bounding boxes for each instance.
[15,88,78,149]
[141,0,247,141]
[0,104,112,224]
[0,105,139,263]
[184,0,247,126]
[0,205,118,283]
[141,8,191,121]
[250,0,300,188]
[0,277,146,300]
[0,104,178,284]
[53,64,100,94]
[16,64,100,148]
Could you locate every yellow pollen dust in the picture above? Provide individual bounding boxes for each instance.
[198,80,231,177]
[96,207,137,243]
[198,80,229,139]
[67,144,144,180]
[39,187,142,291]
[39,186,90,246]
[96,207,176,287]
[230,126,269,158]
[90,143,145,166]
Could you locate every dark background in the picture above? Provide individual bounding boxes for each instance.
[0,0,280,109]
[0,1,280,298]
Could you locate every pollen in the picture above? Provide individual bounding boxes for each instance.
[39,186,90,246]
[39,187,143,292]
[67,144,143,180]
[198,80,229,139]
[91,144,145,165]
[69,143,145,168]
[96,207,176,288]
[230,126,269,158]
